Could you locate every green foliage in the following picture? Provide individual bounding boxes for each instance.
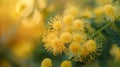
[103,27,120,47]
[89,17,120,67]
[115,20,120,28]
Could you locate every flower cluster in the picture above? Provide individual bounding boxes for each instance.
[94,4,116,21]
[42,13,101,62]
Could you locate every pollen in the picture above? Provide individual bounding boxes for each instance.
[63,15,74,25]
[60,60,72,67]
[73,19,84,31]
[83,40,97,53]
[41,58,52,67]
[69,42,81,55]
[60,32,72,43]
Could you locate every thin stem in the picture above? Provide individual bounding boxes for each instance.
[91,21,114,37]
[69,57,74,61]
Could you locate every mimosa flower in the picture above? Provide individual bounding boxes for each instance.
[37,0,47,10]
[103,4,116,20]
[69,42,81,55]
[63,15,74,25]
[73,33,83,42]
[110,44,120,61]
[43,31,66,55]
[73,19,84,31]
[64,6,79,17]
[51,38,65,55]
[82,11,92,19]
[41,58,52,67]
[60,60,72,67]
[52,20,62,30]
[60,32,72,43]
[94,7,104,17]
[83,40,97,53]
[64,26,73,33]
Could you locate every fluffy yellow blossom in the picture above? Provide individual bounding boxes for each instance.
[73,19,84,31]
[69,42,89,62]
[94,7,103,17]
[82,11,92,19]
[37,0,47,10]
[60,60,71,67]
[110,44,120,61]
[69,42,81,55]
[71,40,97,62]
[63,15,74,25]
[60,32,72,43]
[16,0,34,17]
[64,26,73,33]
[51,38,65,55]
[73,33,82,42]
[83,40,97,53]
[103,4,115,20]
[52,20,62,30]
[41,58,52,67]
[110,45,119,56]
[43,31,65,55]
[42,31,56,45]
[64,6,79,17]
[80,46,89,56]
